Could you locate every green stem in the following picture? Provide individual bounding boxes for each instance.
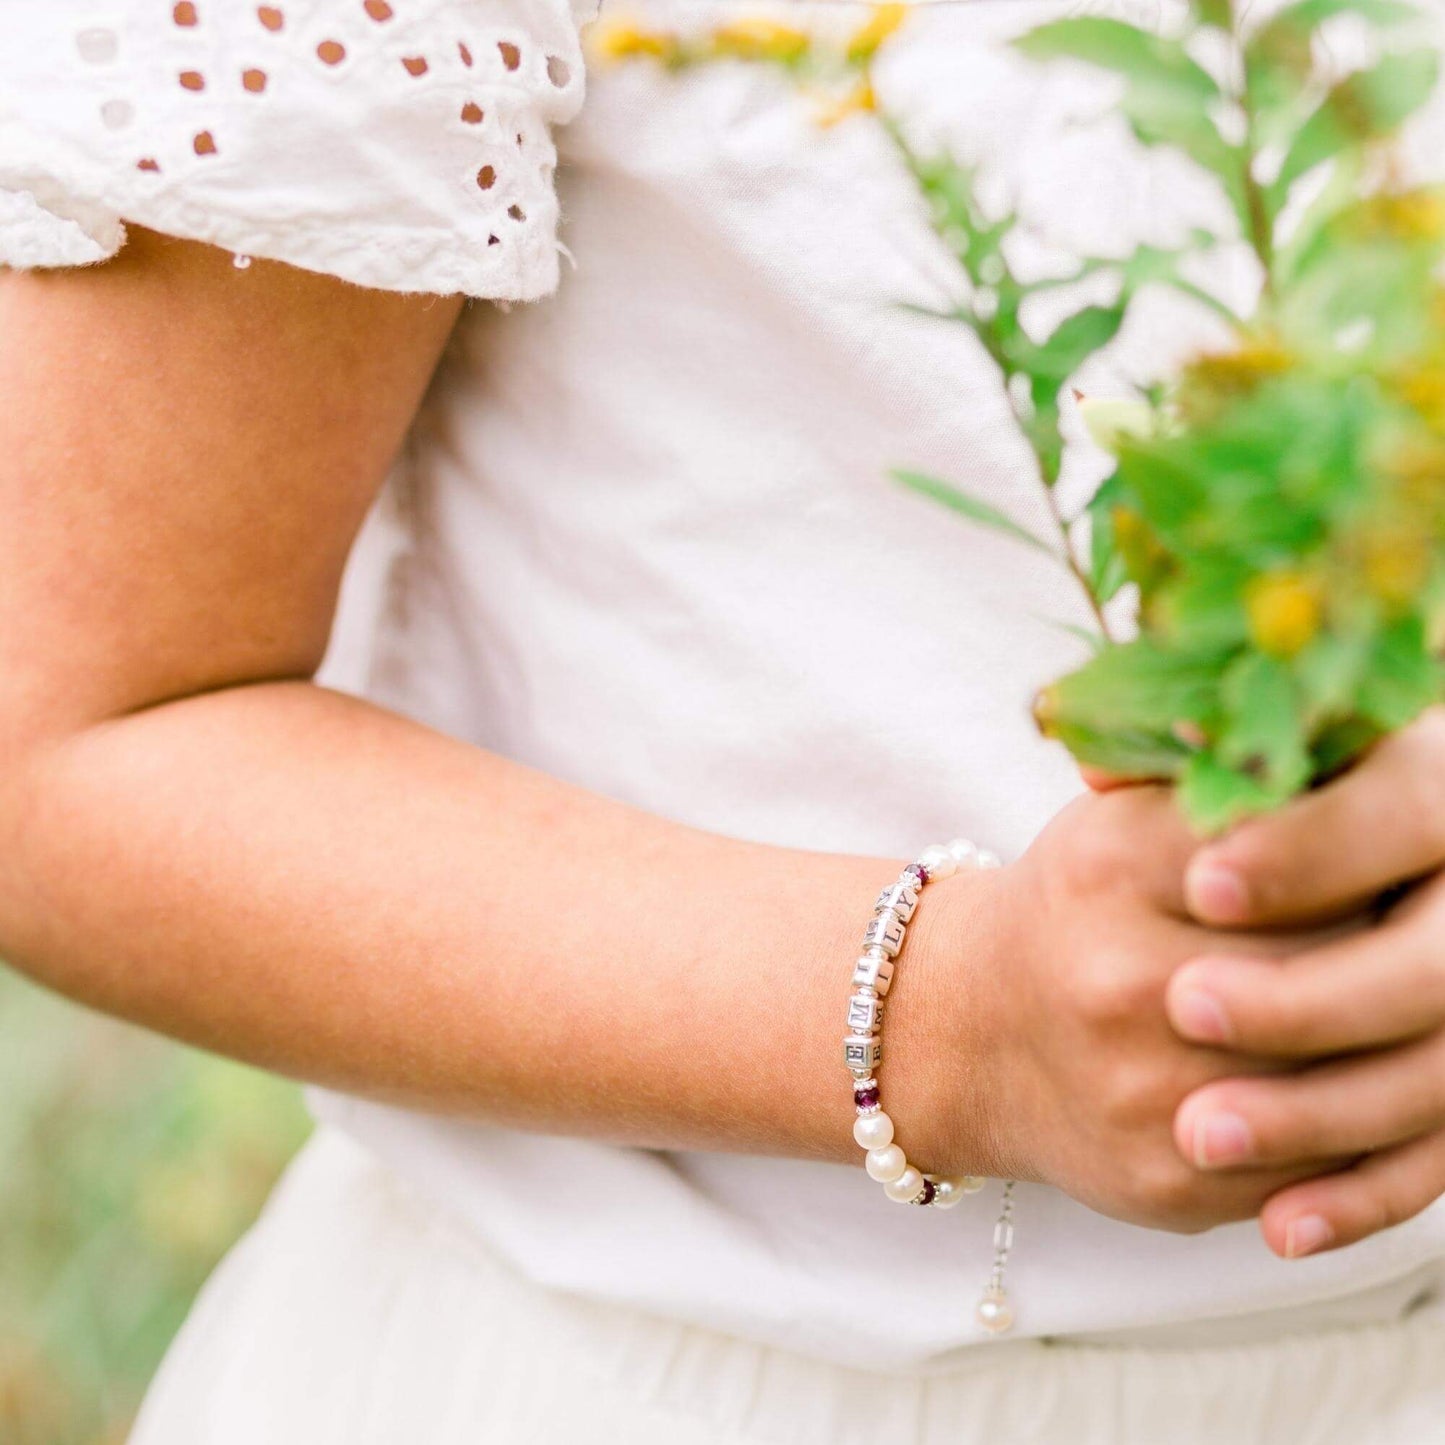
[1039,452,1117,643]
[1235,15,1277,303]
[882,108,1116,642]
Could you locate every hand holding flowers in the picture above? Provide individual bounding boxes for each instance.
[1164,707,1445,1256]
[592,0,1445,1258]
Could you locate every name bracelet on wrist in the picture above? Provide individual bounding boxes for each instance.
[844,838,1019,1337]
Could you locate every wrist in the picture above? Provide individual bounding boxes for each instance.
[830,841,1027,1334]
[881,859,1010,1180]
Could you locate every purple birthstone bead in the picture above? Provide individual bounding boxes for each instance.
[854,1084,880,1110]
[908,863,929,886]
[917,1179,937,1206]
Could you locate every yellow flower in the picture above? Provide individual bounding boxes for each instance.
[589,17,677,62]
[1351,505,1436,609]
[1177,335,1294,423]
[1111,506,1172,595]
[1362,533,1431,608]
[846,3,909,64]
[1351,187,1445,243]
[1246,571,1322,657]
[816,77,877,127]
[1399,365,1445,432]
[709,17,811,62]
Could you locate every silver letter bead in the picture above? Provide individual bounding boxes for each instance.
[846,991,883,1033]
[874,882,918,923]
[843,1033,882,1073]
[862,911,905,958]
[852,951,896,996]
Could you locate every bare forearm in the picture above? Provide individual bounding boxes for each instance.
[2,681,937,1167]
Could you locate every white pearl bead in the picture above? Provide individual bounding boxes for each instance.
[853,1110,894,1151]
[930,1178,966,1208]
[974,848,1002,870]
[960,1176,988,1193]
[884,1165,925,1202]
[946,838,978,868]
[918,845,956,879]
[976,1288,1014,1334]
[865,1143,907,1183]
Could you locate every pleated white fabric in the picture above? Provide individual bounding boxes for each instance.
[130,1128,1445,1445]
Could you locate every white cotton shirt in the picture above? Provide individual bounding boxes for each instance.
[5,0,1445,1367]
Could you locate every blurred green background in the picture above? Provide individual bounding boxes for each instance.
[0,966,310,1444]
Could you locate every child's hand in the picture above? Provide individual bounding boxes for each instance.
[1166,707,1445,1259]
[911,785,1353,1237]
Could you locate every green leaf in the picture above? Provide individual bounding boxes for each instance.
[1310,715,1385,776]
[1191,0,1235,30]
[1085,471,1132,605]
[1151,557,1253,650]
[1254,0,1419,46]
[1022,305,1128,388]
[1036,637,1225,737]
[1015,18,1221,106]
[1269,49,1442,208]
[1247,2,1422,156]
[1178,751,1283,833]
[1031,615,1109,653]
[894,137,1018,288]
[1016,17,1246,224]
[1275,187,1445,361]
[1294,631,1370,718]
[1356,615,1443,729]
[1215,650,1312,792]
[1038,718,1193,780]
[891,470,1058,557]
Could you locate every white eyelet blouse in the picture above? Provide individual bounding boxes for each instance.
[5,0,1444,1366]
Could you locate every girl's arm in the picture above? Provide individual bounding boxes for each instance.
[0,230,939,1167]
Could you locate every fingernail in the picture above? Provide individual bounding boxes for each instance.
[1173,987,1233,1044]
[1186,858,1250,923]
[1285,1214,1335,1258]
[1192,1111,1253,1167]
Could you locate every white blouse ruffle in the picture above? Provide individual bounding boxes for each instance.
[0,0,594,298]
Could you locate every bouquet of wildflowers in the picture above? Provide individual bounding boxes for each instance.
[594,0,1445,830]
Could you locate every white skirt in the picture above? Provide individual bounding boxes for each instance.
[130,1128,1445,1445]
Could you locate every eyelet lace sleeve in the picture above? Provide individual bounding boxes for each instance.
[0,0,595,299]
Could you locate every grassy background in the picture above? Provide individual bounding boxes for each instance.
[0,967,310,1444]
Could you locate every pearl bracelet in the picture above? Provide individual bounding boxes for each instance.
[844,838,1019,1336]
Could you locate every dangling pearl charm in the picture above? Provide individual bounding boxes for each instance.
[976,1286,1014,1335]
[232,253,252,269]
